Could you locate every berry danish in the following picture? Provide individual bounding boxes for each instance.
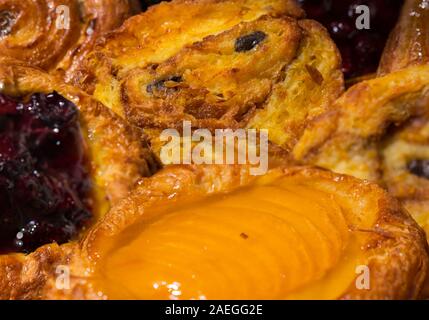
[0,58,157,299]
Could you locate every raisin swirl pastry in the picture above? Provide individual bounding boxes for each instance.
[294,0,429,237]
[79,0,343,152]
[35,165,428,299]
[0,0,140,82]
[0,58,157,299]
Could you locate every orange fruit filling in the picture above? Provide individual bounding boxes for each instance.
[91,174,372,299]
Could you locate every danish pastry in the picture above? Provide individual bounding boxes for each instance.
[80,0,343,152]
[294,0,429,238]
[0,58,157,299]
[37,166,429,300]
[0,0,140,82]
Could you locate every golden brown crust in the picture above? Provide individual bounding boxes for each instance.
[293,2,429,296]
[80,0,304,99]
[247,19,344,151]
[0,0,138,81]
[0,58,159,299]
[375,1,429,230]
[0,243,76,300]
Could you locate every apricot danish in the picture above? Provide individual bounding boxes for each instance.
[37,166,429,300]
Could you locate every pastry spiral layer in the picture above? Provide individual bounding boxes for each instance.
[80,0,343,151]
[0,0,139,81]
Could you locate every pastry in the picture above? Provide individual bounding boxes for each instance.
[1,0,429,301]
[35,165,429,299]
[79,0,343,152]
[293,2,429,298]
[0,58,158,299]
[0,0,140,82]
[294,0,429,237]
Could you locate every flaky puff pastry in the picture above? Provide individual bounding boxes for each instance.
[78,0,343,152]
[0,0,140,82]
[0,58,158,299]
[17,165,428,300]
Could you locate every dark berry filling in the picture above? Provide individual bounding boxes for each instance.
[0,92,92,254]
[407,159,429,179]
[298,0,403,79]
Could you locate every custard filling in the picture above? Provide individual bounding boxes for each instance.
[93,177,368,299]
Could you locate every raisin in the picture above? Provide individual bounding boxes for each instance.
[235,31,267,52]
[407,159,429,179]
[146,75,182,94]
[0,11,16,38]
